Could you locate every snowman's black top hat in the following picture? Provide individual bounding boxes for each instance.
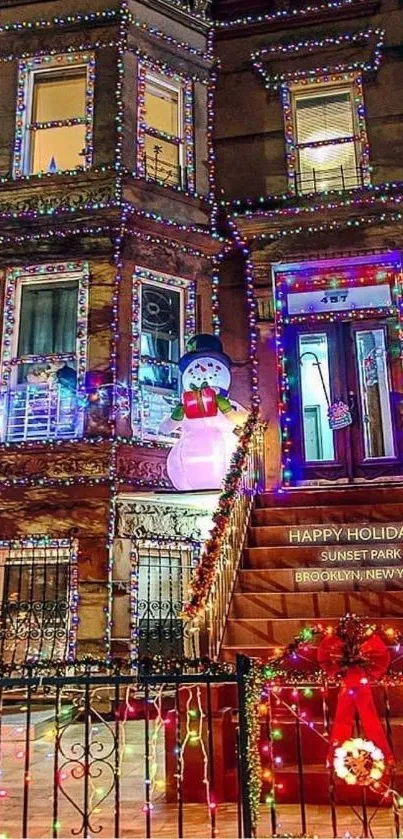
[179,333,231,373]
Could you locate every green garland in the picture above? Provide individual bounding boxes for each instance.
[183,409,261,618]
[245,660,265,835]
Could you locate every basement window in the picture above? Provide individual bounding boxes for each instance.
[0,539,77,666]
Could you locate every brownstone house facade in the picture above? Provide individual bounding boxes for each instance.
[1,0,403,671]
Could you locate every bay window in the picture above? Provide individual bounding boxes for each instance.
[285,75,370,194]
[0,263,89,442]
[13,53,95,177]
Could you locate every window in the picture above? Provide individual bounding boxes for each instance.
[13,53,95,177]
[0,539,76,665]
[0,263,89,442]
[138,65,194,190]
[284,75,370,194]
[136,544,194,658]
[133,270,195,440]
[110,537,197,658]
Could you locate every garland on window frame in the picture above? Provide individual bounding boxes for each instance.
[0,536,79,663]
[0,262,89,401]
[131,267,196,442]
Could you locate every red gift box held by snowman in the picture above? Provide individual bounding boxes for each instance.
[159,334,246,491]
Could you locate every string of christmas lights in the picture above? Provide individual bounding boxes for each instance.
[251,28,385,90]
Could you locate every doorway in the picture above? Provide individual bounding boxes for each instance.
[284,318,403,482]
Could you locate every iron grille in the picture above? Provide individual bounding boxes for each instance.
[293,164,366,195]
[135,543,196,659]
[0,540,73,665]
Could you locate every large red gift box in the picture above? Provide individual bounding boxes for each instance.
[183,387,218,419]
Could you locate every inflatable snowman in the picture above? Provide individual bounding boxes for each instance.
[160,334,244,491]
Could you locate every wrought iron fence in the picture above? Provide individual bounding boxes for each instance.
[0,658,251,839]
[294,164,366,195]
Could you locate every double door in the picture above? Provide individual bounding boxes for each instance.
[285,318,403,482]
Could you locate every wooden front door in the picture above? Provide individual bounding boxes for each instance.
[285,316,403,483]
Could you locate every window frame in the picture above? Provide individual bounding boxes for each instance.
[133,539,195,659]
[137,62,195,192]
[132,267,196,441]
[282,72,371,195]
[0,537,78,664]
[13,52,95,179]
[0,262,90,442]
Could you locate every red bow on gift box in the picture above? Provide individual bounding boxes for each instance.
[183,387,218,419]
[318,629,394,762]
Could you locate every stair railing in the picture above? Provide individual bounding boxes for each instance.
[183,413,265,661]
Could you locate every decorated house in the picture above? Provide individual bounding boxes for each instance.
[2,0,403,836]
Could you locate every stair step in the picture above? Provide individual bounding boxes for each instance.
[229,589,403,619]
[237,567,403,593]
[256,486,403,508]
[223,617,403,648]
[251,504,403,527]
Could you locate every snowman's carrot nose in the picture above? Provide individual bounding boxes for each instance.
[199,364,207,372]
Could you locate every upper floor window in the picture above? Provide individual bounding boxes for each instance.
[13,53,95,178]
[0,263,89,442]
[0,538,77,666]
[283,74,370,195]
[132,268,196,440]
[137,65,195,191]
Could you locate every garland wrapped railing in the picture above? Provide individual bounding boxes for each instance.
[183,411,265,660]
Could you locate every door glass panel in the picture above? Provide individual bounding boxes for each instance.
[355,328,395,459]
[298,333,335,462]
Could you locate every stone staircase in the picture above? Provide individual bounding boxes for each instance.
[221,485,403,661]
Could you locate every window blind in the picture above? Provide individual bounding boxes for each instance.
[295,91,354,145]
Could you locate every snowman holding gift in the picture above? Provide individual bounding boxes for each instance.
[160,334,245,491]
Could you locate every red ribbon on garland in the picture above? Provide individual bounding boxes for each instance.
[318,631,394,762]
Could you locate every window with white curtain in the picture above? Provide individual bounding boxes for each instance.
[292,84,363,194]
[0,265,89,442]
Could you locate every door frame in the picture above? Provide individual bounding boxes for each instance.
[273,252,403,486]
